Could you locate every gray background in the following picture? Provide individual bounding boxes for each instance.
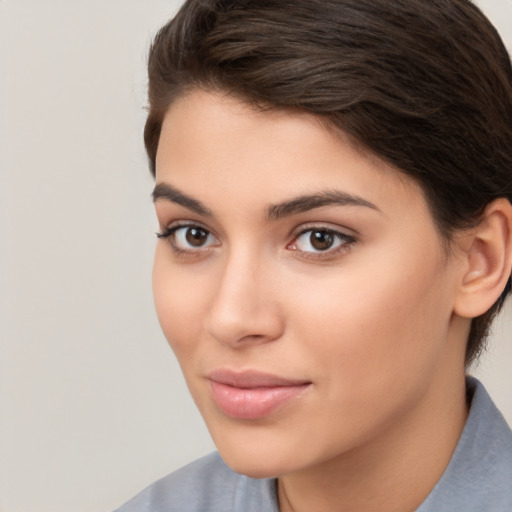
[1,1,511,511]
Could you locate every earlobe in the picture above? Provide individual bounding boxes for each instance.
[454,198,512,319]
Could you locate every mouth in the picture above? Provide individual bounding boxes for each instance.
[207,369,312,420]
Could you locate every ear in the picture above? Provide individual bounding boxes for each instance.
[454,198,512,319]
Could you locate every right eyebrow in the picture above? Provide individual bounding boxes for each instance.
[152,183,213,217]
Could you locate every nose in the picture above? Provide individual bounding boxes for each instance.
[204,250,284,348]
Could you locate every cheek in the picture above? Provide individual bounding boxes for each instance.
[152,249,207,358]
[287,248,453,387]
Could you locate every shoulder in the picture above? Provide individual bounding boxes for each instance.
[418,378,512,512]
[114,452,278,512]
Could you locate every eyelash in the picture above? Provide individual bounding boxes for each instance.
[287,225,356,260]
[156,223,356,260]
[156,222,219,258]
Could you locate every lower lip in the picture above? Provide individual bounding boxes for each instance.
[209,381,310,420]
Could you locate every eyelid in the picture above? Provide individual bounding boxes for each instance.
[156,219,356,260]
[289,221,357,240]
[157,219,216,237]
[156,221,220,254]
[287,223,357,259]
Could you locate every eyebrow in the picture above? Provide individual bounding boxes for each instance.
[152,183,380,220]
[152,183,213,217]
[266,190,380,220]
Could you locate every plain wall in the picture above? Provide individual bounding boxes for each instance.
[1,1,511,511]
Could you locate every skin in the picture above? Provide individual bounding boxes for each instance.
[152,90,473,511]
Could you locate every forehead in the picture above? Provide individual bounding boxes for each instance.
[156,90,429,221]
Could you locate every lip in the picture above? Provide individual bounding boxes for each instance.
[208,369,311,420]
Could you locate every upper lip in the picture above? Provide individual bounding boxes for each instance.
[208,369,311,388]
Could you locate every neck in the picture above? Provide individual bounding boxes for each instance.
[277,366,469,512]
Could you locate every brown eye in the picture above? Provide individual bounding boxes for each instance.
[156,224,219,252]
[290,227,355,256]
[185,227,209,247]
[310,230,335,250]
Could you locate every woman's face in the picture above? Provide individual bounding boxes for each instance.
[152,90,467,478]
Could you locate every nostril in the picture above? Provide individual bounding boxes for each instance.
[205,302,284,348]
[203,256,285,347]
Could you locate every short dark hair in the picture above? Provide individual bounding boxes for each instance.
[145,0,512,366]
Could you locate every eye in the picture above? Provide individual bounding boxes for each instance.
[288,227,355,256]
[156,224,219,252]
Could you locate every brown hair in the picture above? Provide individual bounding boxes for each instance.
[145,0,512,366]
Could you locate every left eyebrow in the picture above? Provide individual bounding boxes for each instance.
[266,190,380,220]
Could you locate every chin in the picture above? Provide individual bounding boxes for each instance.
[219,450,292,479]
[210,429,313,479]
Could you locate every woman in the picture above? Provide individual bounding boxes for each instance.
[116,0,512,510]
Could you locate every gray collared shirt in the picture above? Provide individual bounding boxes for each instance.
[116,378,512,511]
